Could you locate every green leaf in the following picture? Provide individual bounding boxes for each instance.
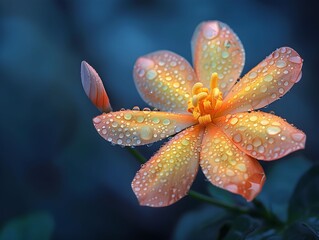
[172,206,229,240]
[257,156,311,221]
[0,212,54,240]
[288,165,319,221]
[283,217,319,240]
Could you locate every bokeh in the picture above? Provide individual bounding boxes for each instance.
[0,0,318,239]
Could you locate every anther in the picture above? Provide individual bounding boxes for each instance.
[192,82,204,94]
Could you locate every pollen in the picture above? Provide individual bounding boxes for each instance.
[187,72,223,125]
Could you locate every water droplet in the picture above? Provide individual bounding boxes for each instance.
[152,117,160,124]
[222,51,229,58]
[102,129,107,135]
[146,70,157,80]
[111,122,118,127]
[203,22,219,39]
[250,115,258,122]
[236,164,246,172]
[233,133,242,143]
[288,56,302,64]
[163,119,171,125]
[137,69,145,77]
[266,126,281,135]
[261,119,269,126]
[246,144,253,151]
[132,106,140,111]
[291,132,305,142]
[230,117,238,125]
[276,59,287,68]
[249,72,257,79]
[93,117,101,124]
[257,145,265,153]
[182,139,189,146]
[170,61,177,67]
[226,169,235,176]
[117,139,123,145]
[140,126,153,140]
[260,85,268,93]
[173,82,180,88]
[124,113,132,120]
[137,116,144,123]
[264,74,273,82]
[279,88,284,94]
[253,138,262,147]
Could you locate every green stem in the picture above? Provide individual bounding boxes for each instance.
[126,147,146,164]
[126,147,283,226]
[188,190,249,214]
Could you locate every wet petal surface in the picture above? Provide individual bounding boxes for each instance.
[133,51,198,113]
[132,125,204,207]
[192,21,245,96]
[93,110,196,146]
[218,47,303,116]
[200,124,265,201]
[215,112,306,160]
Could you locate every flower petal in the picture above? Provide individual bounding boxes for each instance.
[133,51,198,113]
[200,124,265,201]
[192,21,245,96]
[93,110,196,146]
[132,125,204,207]
[214,112,306,160]
[218,47,303,116]
[81,61,112,113]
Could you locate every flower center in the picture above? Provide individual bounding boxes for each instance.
[187,73,223,125]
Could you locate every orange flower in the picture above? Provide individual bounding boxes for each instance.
[87,21,306,207]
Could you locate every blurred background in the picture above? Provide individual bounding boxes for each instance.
[0,0,318,239]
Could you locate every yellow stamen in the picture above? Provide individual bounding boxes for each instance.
[192,82,204,94]
[187,72,223,125]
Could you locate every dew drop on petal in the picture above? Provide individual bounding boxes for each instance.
[249,72,257,79]
[146,70,157,80]
[203,22,219,39]
[235,163,247,172]
[124,113,132,120]
[226,169,235,176]
[252,138,262,147]
[263,74,273,82]
[140,126,153,140]
[260,85,268,93]
[232,133,242,143]
[266,126,281,135]
[230,117,238,125]
[291,132,305,142]
[276,59,287,68]
[93,117,102,124]
[163,119,171,125]
[288,56,302,64]
[182,139,189,146]
[249,115,258,122]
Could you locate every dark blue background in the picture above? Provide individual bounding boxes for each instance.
[0,0,318,239]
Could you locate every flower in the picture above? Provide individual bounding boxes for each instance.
[90,21,305,207]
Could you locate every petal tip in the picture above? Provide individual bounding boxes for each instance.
[80,60,92,96]
[245,172,266,202]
